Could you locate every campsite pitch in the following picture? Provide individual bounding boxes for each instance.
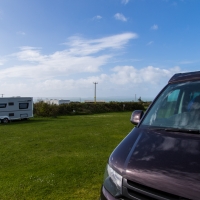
[0,112,133,199]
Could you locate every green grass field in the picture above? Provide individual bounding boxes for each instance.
[0,112,134,200]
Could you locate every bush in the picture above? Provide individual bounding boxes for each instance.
[33,101,145,117]
[33,101,59,117]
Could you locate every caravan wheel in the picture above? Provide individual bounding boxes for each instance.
[3,118,9,123]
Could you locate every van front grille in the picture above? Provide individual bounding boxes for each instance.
[122,178,190,200]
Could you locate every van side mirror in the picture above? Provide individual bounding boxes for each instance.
[130,110,144,125]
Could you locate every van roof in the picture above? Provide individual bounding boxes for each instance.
[169,71,200,83]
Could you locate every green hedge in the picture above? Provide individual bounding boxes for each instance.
[33,101,146,117]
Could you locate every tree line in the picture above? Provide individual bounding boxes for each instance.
[33,101,149,117]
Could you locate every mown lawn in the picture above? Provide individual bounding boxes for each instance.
[0,112,134,200]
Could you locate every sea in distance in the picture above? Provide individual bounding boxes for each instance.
[33,96,153,103]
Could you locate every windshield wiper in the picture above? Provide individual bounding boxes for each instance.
[164,128,200,134]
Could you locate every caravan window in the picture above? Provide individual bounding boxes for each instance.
[0,103,7,108]
[9,102,14,106]
[19,103,29,109]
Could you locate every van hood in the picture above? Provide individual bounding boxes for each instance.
[109,127,200,199]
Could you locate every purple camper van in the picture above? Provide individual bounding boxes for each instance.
[100,71,200,200]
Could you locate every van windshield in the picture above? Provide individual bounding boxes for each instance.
[141,81,200,131]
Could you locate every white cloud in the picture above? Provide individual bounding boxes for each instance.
[34,65,181,98]
[0,63,182,98]
[37,74,108,92]
[147,41,154,45]
[0,59,6,66]
[17,31,26,36]
[114,13,128,22]
[65,32,137,56]
[151,24,158,30]
[15,47,45,62]
[2,54,109,80]
[0,31,182,99]
[110,65,181,85]
[8,33,137,78]
[121,0,129,5]
[93,15,102,20]
[179,60,196,65]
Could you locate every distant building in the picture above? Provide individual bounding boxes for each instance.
[45,99,70,105]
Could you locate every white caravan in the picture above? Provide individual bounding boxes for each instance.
[0,97,33,123]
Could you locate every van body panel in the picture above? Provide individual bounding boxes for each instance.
[108,127,200,199]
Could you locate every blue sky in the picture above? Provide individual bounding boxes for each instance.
[0,0,200,101]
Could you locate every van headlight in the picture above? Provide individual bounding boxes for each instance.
[103,164,122,197]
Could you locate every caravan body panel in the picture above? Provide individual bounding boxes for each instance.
[0,97,33,121]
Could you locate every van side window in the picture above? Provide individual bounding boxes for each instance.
[0,103,7,108]
[19,103,29,109]
[157,89,180,118]
[168,89,180,102]
[9,102,14,106]
[189,92,200,102]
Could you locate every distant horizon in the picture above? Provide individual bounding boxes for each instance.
[33,96,154,102]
